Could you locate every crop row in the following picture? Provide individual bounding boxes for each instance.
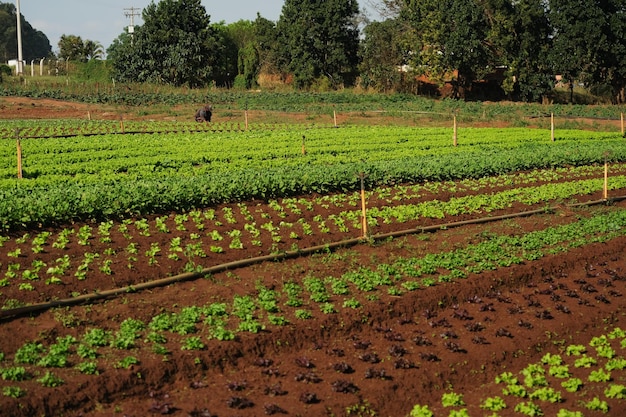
[0,120,286,140]
[1,206,626,403]
[410,328,626,417]
[2,85,624,121]
[1,126,624,231]
[1,170,624,306]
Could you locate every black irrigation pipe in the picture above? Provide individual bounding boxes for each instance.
[12,129,246,140]
[7,123,344,140]
[1,195,626,321]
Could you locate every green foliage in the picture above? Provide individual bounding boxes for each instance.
[548,0,626,102]
[181,336,205,351]
[75,361,99,375]
[528,387,562,403]
[110,0,218,87]
[111,318,145,349]
[605,357,626,371]
[2,385,25,398]
[604,384,626,399]
[0,3,52,62]
[574,355,597,368]
[565,344,586,356]
[320,302,336,314]
[0,366,28,381]
[584,397,608,412]
[548,365,570,378]
[561,378,583,393]
[441,392,465,407]
[14,342,44,365]
[82,328,111,347]
[294,309,312,320]
[2,125,625,234]
[58,35,103,62]
[556,410,583,417]
[588,369,611,383]
[37,371,64,387]
[480,396,507,411]
[116,356,139,369]
[521,363,547,388]
[514,401,543,416]
[277,0,359,88]
[409,405,433,417]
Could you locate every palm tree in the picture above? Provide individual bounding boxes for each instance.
[83,40,104,61]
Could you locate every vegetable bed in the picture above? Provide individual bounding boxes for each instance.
[1,118,626,416]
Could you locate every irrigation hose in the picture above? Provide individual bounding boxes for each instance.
[2,196,625,321]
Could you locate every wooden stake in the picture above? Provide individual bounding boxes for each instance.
[621,112,624,137]
[301,135,306,155]
[87,111,91,121]
[120,115,125,133]
[359,172,368,238]
[15,128,22,179]
[453,114,458,147]
[244,110,249,130]
[333,110,338,128]
[16,140,22,179]
[551,113,555,142]
[604,153,609,200]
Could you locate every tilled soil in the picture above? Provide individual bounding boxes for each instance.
[1,201,626,417]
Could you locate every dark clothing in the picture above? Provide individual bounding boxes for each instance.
[195,105,212,122]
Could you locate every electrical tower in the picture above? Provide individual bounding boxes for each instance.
[124,7,141,46]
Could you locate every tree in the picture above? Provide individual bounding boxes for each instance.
[209,22,238,87]
[549,0,626,103]
[58,35,88,61]
[359,19,408,92]
[0,2,51,63]
[402,0,497,99]
[503,0,553,102]
[276,0,360,89]
[110,0,218,88]
[253,14,280,75]
[83,40,104,61]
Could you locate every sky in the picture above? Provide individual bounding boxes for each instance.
[16,0,382,54]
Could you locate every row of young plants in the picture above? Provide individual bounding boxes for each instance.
[409,328,626,417]
[1,125,624,231]
[0,120,276,140]
[3,126,618,182]
[1,170,624,305]
[1,206,626,401]
[2,84,624,120]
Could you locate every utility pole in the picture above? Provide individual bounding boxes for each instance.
[15,0,24,75]
[124,7,141,46]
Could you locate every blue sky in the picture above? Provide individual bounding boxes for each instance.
[16,0,382,54]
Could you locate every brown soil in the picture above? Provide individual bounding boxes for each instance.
[1,97,626,417]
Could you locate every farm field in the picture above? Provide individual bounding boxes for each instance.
[1,97,626,417]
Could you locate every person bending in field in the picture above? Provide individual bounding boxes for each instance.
[195,104,212,122]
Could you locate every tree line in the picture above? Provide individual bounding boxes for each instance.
[1,0,625,103]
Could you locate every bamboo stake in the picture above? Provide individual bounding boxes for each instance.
[453,114,458,147]
[87,111,91,121]
[244,110,249,130]
[551,113,555,142]
[359,172,368,238]
[301,135,306,155]
[333,109,338,128]
[120,115,125,133]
